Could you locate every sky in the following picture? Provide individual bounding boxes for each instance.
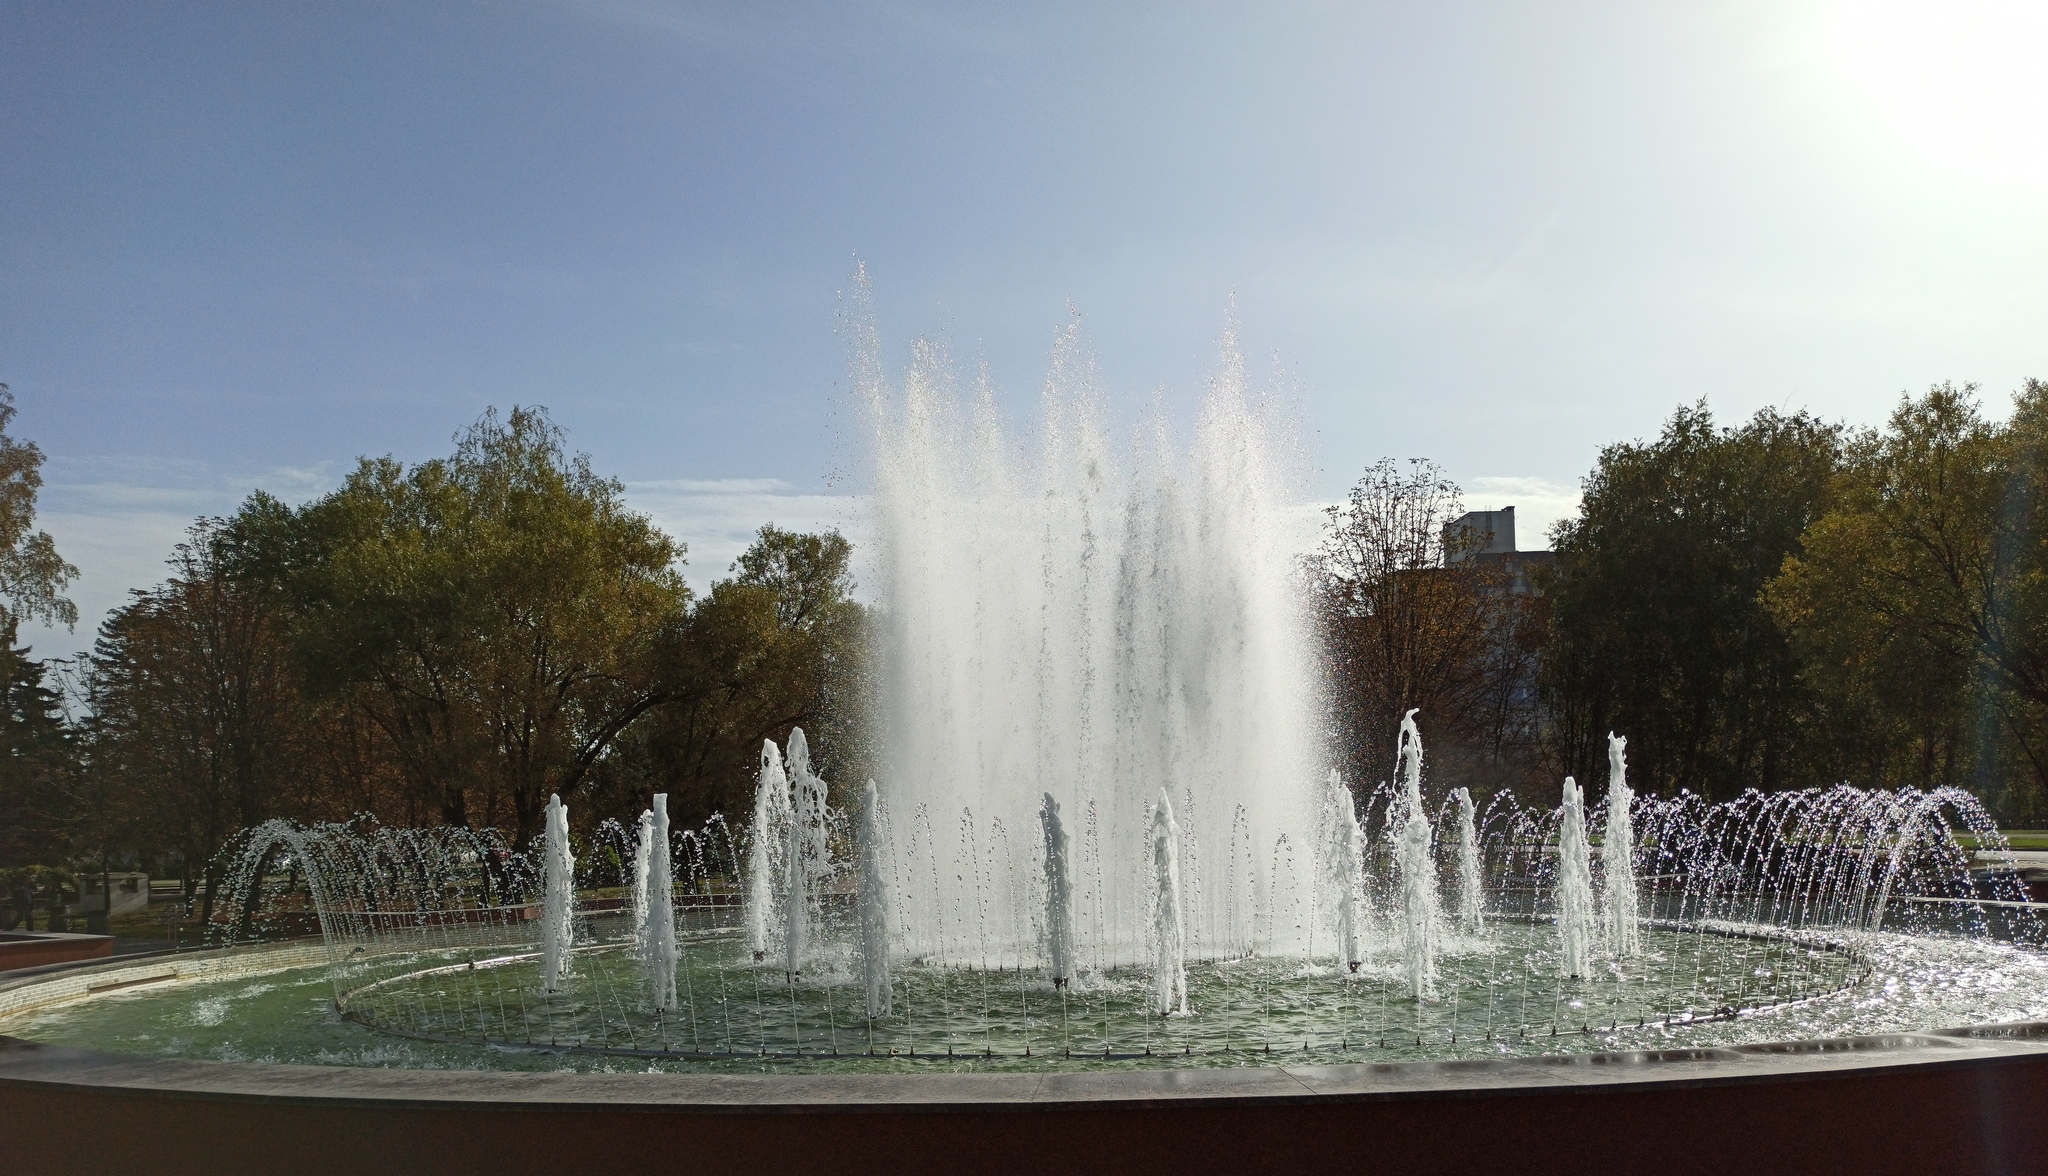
[5,0,2046,659]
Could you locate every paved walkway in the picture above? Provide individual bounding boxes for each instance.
[1974,850,2048,869]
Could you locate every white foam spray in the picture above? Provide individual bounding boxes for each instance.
[857,780,893,1018]
[1149,790,1188,1015]
[1320,770,1367,970]
[1557,776,1596,979]
[746,740,791,961]
[644,794,677,1010]
[629,809,653,954]
[1041,793,1076,987]
[1453,786,1485,933]
[1600,733,1640,956]
[541,794,575,992]
[1393,711,1443,997]
[856,271,1320,966]
[782,728,829,979]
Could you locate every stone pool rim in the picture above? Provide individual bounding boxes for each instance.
[3,939,2047,1107]
[5,1023,2048,1109]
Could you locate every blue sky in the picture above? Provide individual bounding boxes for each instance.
[6,1,2045,658]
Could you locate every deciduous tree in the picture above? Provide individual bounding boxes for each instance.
[1314,458,1513,790]
[1543,404,1840,798]
[1767,382,2048,819]
[291,407,692,843]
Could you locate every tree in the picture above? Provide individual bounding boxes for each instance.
[85,517,308,911]
[290,406,693,844]
[0,637,77,871]
[76,405,867,869]
[597,525,867,828]
[1543,403,1841,798]
[0,382,80,874]
[1313,459,1513,790]
[0,384,78,635]
[1767,382,2048,819]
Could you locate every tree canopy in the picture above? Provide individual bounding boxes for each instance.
[0,383,77,872]
[1767,382,2048,820]
[1541,403,1841,799]
[1313,458,1528,790]
[71,407,863,883]
[0,384,78,635]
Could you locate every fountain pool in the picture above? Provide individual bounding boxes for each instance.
[9,303,2048,1171]
[12,915,2048,1074]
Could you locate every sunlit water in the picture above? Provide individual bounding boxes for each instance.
[10,920,2046,1074]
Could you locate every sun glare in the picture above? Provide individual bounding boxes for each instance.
[1824,0,2048,190]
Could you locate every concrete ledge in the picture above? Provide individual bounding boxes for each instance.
[0,939,330,1021]
[0,932,112,971]
[4,1026,2048,1174]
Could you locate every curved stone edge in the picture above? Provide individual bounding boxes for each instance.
[3,1024,2046,1114]
[0,939,333,1021]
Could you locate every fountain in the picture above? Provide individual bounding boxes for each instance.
[780,729,826,981]
[1393,711,1445,997]
[7,302,2048,1171]
[644,795,678,1011]
[748,740,789,962]
[19,712,2042,1069]
[1601,734,1640,956]
[1319,771,1367,972]
[1041,793,1076,989]
[630,809,654,955]
[1148,791,1188,1017]
[1555,777,1596,979]
[856,781,892,1019]
[1451,786,1484,934]
[540,794,574,992]
[859,311,1319,971]
[14,306,2047,1066]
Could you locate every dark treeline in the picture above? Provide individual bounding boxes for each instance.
[1,404,864,900]
[1318,381,2048,825]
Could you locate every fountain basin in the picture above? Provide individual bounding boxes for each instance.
[7,935,2048,1172]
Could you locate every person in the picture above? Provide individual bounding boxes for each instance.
[9,883,33,932]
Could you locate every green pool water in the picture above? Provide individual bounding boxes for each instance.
[9,919,2046,1074]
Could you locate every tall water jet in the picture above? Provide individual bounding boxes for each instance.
[1320,771,1366,971]
[859,281,1320,964]
[1452,786,1484,933]
[541,794,575,992]
[644,794,677,1010]
[782,728,829,980]
[1394,711,1443,997]
[1150,791,1188,1016]
[1600,733,1640,956]
[1556,777,1596,979]
[747,739,791,962]
[1041,793,1075,988]
[857,780,893,1018]
[629,809,653,954]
